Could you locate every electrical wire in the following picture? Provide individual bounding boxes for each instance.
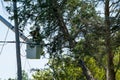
[23,58,31,71]
[21,49,32,75]
[21,46,31,68]
[20,39,31,72]
[0,28,9,55]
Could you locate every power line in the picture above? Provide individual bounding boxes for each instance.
[0,28,9,55]
[20,43,31,76]
[0,41,26,43]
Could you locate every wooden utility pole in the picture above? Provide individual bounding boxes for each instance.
[4,0,22,79]
[13,0,22,80]
[4,0,22,80]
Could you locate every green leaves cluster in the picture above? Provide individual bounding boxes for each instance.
[6,0,120,80]
[32,69,53,80]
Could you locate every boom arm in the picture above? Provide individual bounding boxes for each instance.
[0,15,29,42]
[0,15,42,59]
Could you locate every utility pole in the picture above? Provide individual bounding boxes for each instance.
[13,0,22,80]
[4,0,22,79]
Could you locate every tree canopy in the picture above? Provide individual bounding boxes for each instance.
[6,0,120,80]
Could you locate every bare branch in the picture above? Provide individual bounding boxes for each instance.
[109,0,120,8]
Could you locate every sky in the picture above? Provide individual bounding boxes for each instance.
[0,1,48,79]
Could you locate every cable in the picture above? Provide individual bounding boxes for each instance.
[23,58,31,70]
[0,28,9,55]
[20,35,31,57]
[20,40,31,71]
[18,29,32,73]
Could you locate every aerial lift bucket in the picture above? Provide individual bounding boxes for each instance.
[26,39,43,59]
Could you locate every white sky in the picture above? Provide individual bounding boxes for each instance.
[0,1,48,79]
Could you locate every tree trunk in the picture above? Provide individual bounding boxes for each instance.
[52,1,95,79]
[104,0,115,80]
[79,59,95,80]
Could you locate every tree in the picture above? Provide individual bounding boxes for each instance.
[104,0,120,80]
[6,0,120,80]
[32,69,53,80]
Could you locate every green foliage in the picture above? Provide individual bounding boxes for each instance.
[22,70,29,80]
[32,69,53,80]
[32,55,83,80]
[6,0,120,80]
[49,56,82,80]
[113,47,120,80]
[116,70,120,80]
[84,56,105,80]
